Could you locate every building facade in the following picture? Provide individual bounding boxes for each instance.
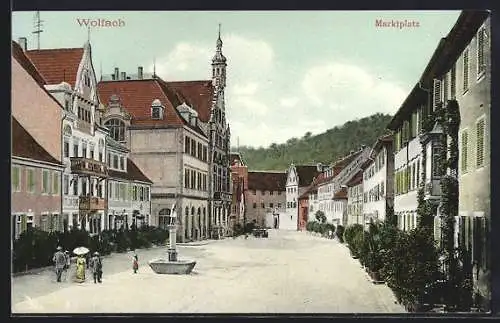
[362,134,394,225]
[285,165,320,230]
[11,41,64,235]
[346,171,363,227]
[25,41,109,234]
[230,153,248,230]
[246,171,286,228]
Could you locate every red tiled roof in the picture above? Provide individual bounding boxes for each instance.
[25,47,84,88]
[332,188,348,200]
[346,170,363,187]
[12,41,47,86]
[12,117,61,165]
[108,158,153,184]
[295,165,321,187]
[97,79,184,127]
[167,80,214,123]
[247,171,287,191]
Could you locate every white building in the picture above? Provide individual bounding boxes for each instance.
[362,134,394,225]
[285,164,320,230]
[26,41,109,235]
[346,171,363,227]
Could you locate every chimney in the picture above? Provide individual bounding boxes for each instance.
[114,67,119,80]
[18,37,27,51]
[138,66,143,80]
[121,72,126,80]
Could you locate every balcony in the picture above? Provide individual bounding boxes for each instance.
[213,191,232,201]
[70,157,108,178]
[79,196,107,212]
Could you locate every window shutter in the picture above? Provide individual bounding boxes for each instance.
[463,49,469,92]
[476,119,485,167]
[433,79,442,110]
[461,131,468,172]
[443,73,449,102]
[478,28,485,75]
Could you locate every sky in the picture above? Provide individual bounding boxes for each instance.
[12,10,461,148]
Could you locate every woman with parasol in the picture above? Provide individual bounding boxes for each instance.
[73,246,89,283]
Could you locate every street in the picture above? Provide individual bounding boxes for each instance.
[12,230,405,313]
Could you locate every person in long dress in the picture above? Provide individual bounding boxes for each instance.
[75,254,86,283]
[132,253,139,274]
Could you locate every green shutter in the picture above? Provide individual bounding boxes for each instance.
[12,167,19,191]
[461,131,468,172]
[476,119,485,167]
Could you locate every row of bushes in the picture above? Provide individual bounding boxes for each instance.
[305,221,345,243]
[342,221,474,312]
[12,226,169,273]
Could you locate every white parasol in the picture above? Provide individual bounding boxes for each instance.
[73,246,90,256]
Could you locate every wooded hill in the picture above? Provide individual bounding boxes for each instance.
[233,113,393,171]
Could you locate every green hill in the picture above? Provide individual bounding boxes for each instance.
[233,113,393,171]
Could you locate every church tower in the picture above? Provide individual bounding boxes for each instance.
[208,24,231,239]
[212,24,227,92]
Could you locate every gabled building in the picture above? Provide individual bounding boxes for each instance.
[246,171,287,228]
[23,39,108,234]
[285,165,321,230]
[362,134,394,225]
[11,40,65,235]
[97,29,231,241]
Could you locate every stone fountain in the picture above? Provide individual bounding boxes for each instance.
[149,203,196,275]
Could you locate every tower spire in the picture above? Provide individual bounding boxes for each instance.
[153,57,156,78]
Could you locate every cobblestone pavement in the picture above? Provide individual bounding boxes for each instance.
[11,230,405,314]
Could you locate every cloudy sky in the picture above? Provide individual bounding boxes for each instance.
[12,11,461,148]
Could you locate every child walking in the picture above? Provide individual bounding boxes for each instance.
[132,253,139,274]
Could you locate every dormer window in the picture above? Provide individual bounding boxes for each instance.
[151,99,164,120]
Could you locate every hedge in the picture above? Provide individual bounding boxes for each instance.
[12,225,169,273]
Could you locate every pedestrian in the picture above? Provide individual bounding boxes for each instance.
[132,253,139,274]
[64,250,71,270]
[75,254,86,283]
[52,246,66,283]
[90,252,103,283]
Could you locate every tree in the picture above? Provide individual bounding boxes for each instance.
[314,210,326,224]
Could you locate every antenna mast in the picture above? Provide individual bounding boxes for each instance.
[32,11,44,50]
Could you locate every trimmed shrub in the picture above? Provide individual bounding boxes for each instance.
[336,225,345,243]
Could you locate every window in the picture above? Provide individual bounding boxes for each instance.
[277,191,281,195]
[120,183,126,201]
[262,190,266,196]
[380,181,385,197]
[81,178,87,196]
[133,185,138,200]
[12,166,21,192]
[416,161,420,187]
[151,107,162,119]
[476,118,485,167]
[463,48,469,92]
[432,147,442,177]
[73,178,79,196]
[52,172,60,195]
[64,141,69,158]
[104,119,126,142]
[99,151,103,162]
[107,153,111,166]
[120,157,125,170]
[461,130,468,173]
[82,144,87,158]
[477,28,486,76]
[261,203,265,208]
[451,65,456,99]
[42,170,50,194]
[140,187,144,201]
[203,146,208,162]
[184,169,189,188]
[145,187,149,201]
[278,203,281,208]
[270,203,274,208]
[73,143,79,157]
[270,191,274,195]
[197,142,202,159]
[185,136,190,154]
[253,203,256,209]
[433,79,442,110]
[113,155,118,169]
[90,147,94,159]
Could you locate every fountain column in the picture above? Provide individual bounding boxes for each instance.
[167,224,177,262]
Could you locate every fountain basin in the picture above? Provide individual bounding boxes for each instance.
[148,258,196,275]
